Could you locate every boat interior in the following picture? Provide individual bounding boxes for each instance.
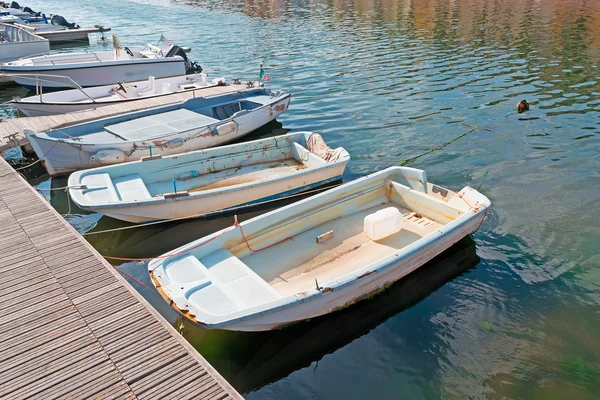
[40,90,272,142]
[156,171,470,318]
[75,134,327,204]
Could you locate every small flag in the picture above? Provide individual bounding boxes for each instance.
[159,34,169,45]
[259,64,270,81]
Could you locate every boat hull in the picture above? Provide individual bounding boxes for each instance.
[4,58,186,88]
[0,40,49,63]
[14,101,109,116]
[26,93,291,175]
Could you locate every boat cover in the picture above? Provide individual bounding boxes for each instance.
[105,108,218,141]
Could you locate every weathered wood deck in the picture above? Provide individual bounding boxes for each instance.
[0,82,255,155]
[0,157,243,399]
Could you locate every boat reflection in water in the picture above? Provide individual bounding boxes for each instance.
[182,236,480,393]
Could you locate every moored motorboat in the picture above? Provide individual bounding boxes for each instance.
[11,73,224,116]
[68,132,349,223]
[25,87,291,175]
[148,166,490,331]
[0,39,200,89]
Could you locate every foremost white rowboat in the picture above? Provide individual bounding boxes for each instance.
[68,132,349,223]
[25,87,291,176]
[148,166,490,331]
[11,73,224,116]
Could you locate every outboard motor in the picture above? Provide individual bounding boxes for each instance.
[9,1,20,9]
[51,14,79,29]
[22,6,40,16]
[165,45,202,74]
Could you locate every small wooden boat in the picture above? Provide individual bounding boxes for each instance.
[11,73,223,117]
[25,87,291,176]
[148,166,490,331]
[0,39,199,89]
[68,132,349,223]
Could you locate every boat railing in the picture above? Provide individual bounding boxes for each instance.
[4,73,97,103]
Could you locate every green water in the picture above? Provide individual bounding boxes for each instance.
[2,0,600,398]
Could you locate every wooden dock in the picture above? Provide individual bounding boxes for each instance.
[0,82,255,155]
[0,158,242,399]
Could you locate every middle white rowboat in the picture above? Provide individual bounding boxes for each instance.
[68,132,349,223]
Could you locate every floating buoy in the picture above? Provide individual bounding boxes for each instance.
[517,99,529,113]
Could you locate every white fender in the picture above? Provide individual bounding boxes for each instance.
[89,149,128,164]
[216,121,238,136]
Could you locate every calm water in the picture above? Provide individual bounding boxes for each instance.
[2,0,600,398]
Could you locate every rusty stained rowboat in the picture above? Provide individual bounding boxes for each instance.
[25,87,291,176]
[68,132,349,223]
[148,166,490,331]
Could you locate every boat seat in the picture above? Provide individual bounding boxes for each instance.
[201,249,280,308]
[79,173,120,203]
[163,249,280,317]
[112,173,152,201]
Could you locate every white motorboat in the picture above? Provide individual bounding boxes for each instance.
[0,13,111,43]
[19,14,111,43]
[148,166,490,331]
[0,39,200,89]
[68,132,349,223]
[0,22,48,64]
[25,87,291,175]
[0,5,43,23]
[11,73,224,116]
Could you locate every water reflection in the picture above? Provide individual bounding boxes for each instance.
[183,236,479,393]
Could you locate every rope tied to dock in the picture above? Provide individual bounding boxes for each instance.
[102,216,294,262]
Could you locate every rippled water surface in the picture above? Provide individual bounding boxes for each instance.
[3,0,600,398]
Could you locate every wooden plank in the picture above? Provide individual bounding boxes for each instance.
[0,157,242,399]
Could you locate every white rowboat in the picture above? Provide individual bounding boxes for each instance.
[68,132,349,223]
[148,166,490,331]
[11,73,222,116]
[25,87,291,176]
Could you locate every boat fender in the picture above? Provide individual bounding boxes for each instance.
[216,122,238,136]
[166,138,184,149]
[90,149,128,164]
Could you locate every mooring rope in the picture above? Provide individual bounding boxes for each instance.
[82,183,341,236]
